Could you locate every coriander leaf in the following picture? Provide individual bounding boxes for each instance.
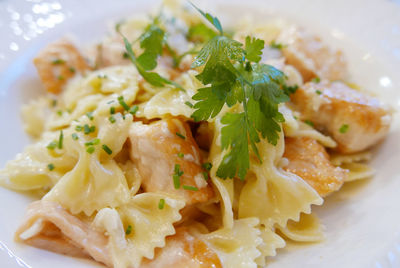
[216,112,250,180]
[187,23,217,43]
[245,36,265,63]
[191,87,226,121]
[136,24,165,71]
[122,36,184,91]
[189,2,223,35]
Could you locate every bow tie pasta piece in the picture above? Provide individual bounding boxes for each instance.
[93,193,185,268]
[238,135,323,228]
[255,221,286,266]
[44,115,133,215]
[48,65,139,131]
[197,218,262,268]
[137,71,201,119]
[0,131,77,192]
[276,212,325,242]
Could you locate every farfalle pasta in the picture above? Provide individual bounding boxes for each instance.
[0,1,392,267]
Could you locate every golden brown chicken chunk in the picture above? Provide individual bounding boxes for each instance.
[283,137,347,196]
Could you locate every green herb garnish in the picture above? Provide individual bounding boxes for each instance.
[86,146,95,154]
[339,124,349,134]
[86,111,94,121]
[312,77,321,83]
[109,116,116,124]
[304,120,314,127]
[110,107,115,114]
[158,198,165,209]
[129,105,139,115]
[184,101,194,108]
[72,133,79,140]
[269,40,286,50]
[118,96,130,111]
[52,59,65,65]
[173,164,184,189]
[47,163,55,171]
[189,4,289,180]
[47,141,57,150]
[125,225,132,235]
[176,132,185,139]
[102,144,113,155]
[85,138,100,146]
[182,185,199,191]
[177,152,184,158]
[58,130,64,149]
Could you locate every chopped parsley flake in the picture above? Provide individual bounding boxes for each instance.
[125,225,132,235]
[158,198,165,210]
[86,111,94,120]
[52,59,65,65]
[47,163,55,171]
[182,185,199,191]
[102,144,113,155]
[202,162,212,171]
[304,120,314,127]
[312,77,321,83]
[71,133,79,140]
[47,141,57,150]
[75,125,83,132]
[57,110,63,116]
[57,75,64,81]
[129,105,139,115]
[69,67,76,73]
[173,164,184,189]
[85,138,100,146]
[86,146,95,154]
[202,171,209,181]
[176,132,185,139]
[316,90,322,95]
[118,96,130,111]
[83,124,96,135]
[177,152,184,158]
[58,130,64,149]
[109,116,116,124]
[339,124,349,134]
[110,107,115,114]
[269,40,286,50]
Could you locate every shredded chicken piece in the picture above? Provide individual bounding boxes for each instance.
[278,27,347,82]
[142,227,222,268]
[283,137,347,196]
[129,118,214,205]
[15,200,110,266]
[33,40,90,94]
[290,81,392,153]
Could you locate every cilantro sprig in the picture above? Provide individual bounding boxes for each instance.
[120,18,184,91]
[190,4,290,180]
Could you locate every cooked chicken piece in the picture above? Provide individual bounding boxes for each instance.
[129,118,214,205]
[142,227,222,268]
[290,81,392,153]
[33,40,90,94]
[283,137,347,197]
[15,200,110,266]
[278,27,347,82]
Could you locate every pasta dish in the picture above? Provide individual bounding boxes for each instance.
[0,1,392,267]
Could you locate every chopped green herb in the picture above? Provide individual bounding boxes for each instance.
[57,75,64,81]
[304,120,314,127]
[202,162,212,171]
[97,74,107,79]
[189,2,223,35]
[269,40,286,50]
[129,105,139,115]
[46,141,57,150]
[58,130,64,149]
[47,163,55,171]
[339,124,349,134]
[90,126,96,133]
[187,23,217,43]
[184,101,194,108]
[176,132,185,139]
[283,84,298,96]
[293,116,298,120]
[69,67,76,73]
[109,116,116,124]
[85,138,100,146]
[71,133,79,140]
[202,171,209,181]
[125,225,132,235]
[118,96,130,111]
[57,110,63,116]
[158,198,165,210]
[86,111,94,121]
[110,107,115,114]
[75,125,83,131]
[182,185,199,191]
[173,164,184,189]
[52,59,65,65]
[316,90,322,95]
[177,152,184,158]
[312,77,321,83]
[51,99,57,107]
[122,52,129,59]
[189,5,290,180]
[102,144,113,155]
[86,146,95,154]
[84,124,91,134]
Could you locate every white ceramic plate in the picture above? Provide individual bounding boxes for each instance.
[1,0,400,267]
